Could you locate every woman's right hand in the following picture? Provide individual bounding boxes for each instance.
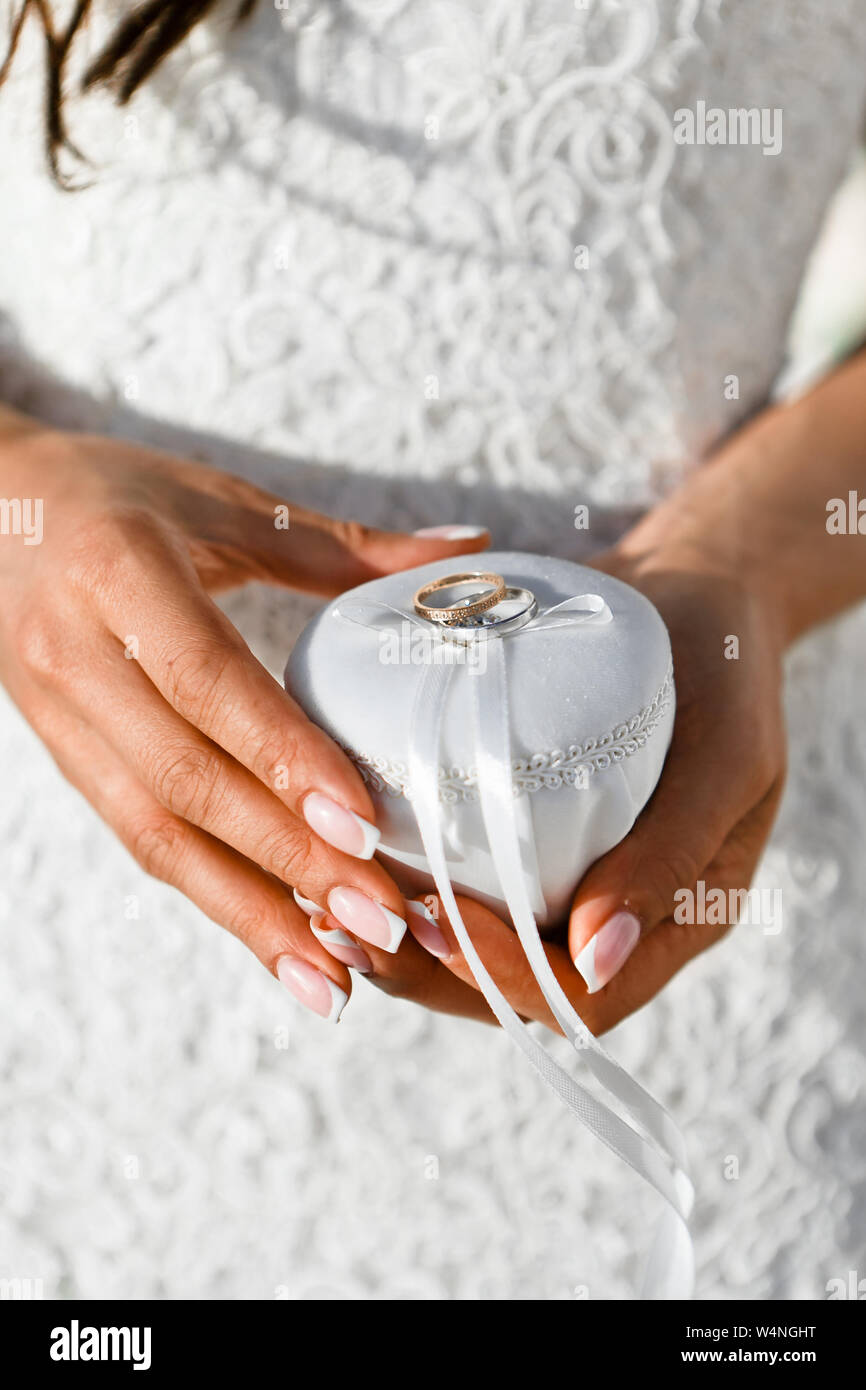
[0,405,490,1021]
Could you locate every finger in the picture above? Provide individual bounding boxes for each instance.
[35,700,354,1022]
[145,458,491,596]
[302,901,492,1023]
[567,719,781,994]
[219,503,492,597]
[420,811,772,1036]
[406,893,570,1033]
[87,522,386,855]
[564,800,783,1034]
[31,675,484,1021]
[55,633,413,952]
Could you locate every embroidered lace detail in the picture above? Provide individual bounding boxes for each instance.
[0,0,865,1307]
[344,664,673,801]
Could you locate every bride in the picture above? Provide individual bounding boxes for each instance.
[0,0,864,1300]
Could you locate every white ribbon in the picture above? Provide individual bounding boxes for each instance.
[335,591,694,1298]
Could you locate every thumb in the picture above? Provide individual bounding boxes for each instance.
[567,758,733,995]
[290,516,492,596]
[201,486,491,596]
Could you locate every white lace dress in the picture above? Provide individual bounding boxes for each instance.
[1,0,865,1300]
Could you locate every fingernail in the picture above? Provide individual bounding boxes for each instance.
[327,886,406,953]
[413,525,488,540]
[302,792,380,860]
[276,956,348,1023]
[406,899,450,959]
[293,887,321,916]
[574,911,641,993]
[310,912,373,974]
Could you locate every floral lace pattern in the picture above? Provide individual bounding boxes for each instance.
[0,0,865,1301]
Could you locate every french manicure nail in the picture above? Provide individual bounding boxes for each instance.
[302,792,380,860]
[310,912,373,974]
[293,887,321,916]
[276,956,348,1023]
[574,911,641,993]
[327,886,406,953]
[406,900,450,959]
[413,525,488,540]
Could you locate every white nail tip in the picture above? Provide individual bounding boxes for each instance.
[293,888,321,916]
[379,904,408,953]
[310,921,373,974]
[413,525,488,540]
[574,936,600,994]
[406,900,438,927]
[322,979,349,1024]
[347,809,381,860]
[310,922,356,950]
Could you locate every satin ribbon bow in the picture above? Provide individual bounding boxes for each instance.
[334,590,694,1299]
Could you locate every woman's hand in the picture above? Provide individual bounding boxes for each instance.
[410,541,788,1034]
[0,406,491,1021]
[405,350,866,1032]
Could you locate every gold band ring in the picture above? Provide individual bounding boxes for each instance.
[413,571,507,626]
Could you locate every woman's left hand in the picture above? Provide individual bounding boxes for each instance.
[406,538,788,1034]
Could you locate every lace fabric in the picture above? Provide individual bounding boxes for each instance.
[0,0,865,1299]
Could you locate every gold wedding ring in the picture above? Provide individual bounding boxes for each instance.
[413,571,507,626]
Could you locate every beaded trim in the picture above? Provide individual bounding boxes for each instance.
[340,664,673,803]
